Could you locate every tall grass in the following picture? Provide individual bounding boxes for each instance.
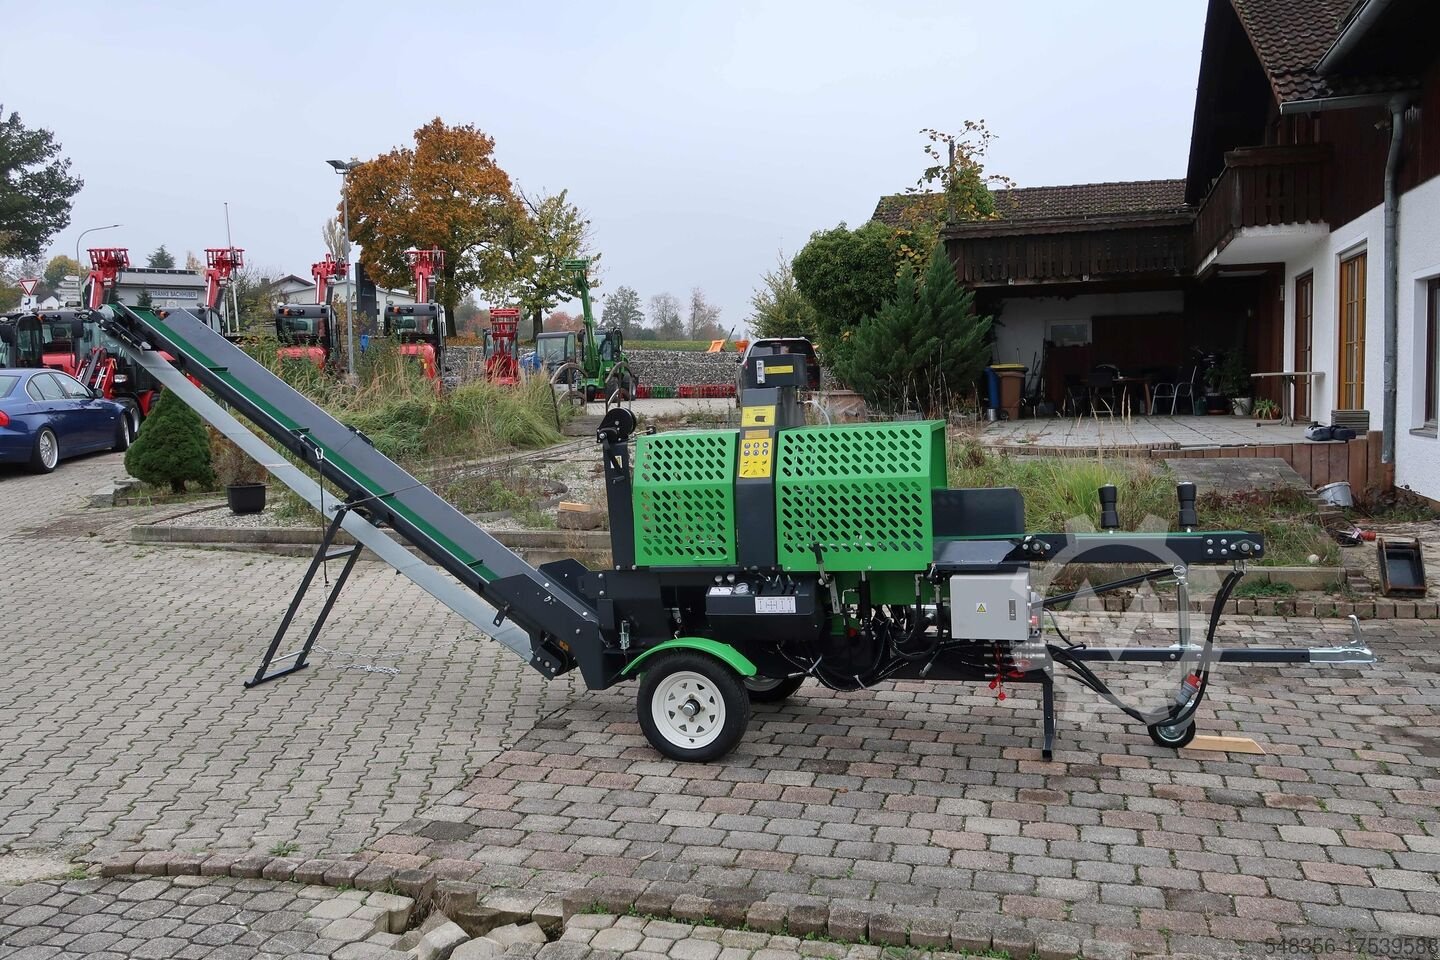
[245,339,566,465]
[946,437,1338,566]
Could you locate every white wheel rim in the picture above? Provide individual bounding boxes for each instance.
[127,411,139,438]
[651,670,725,749]
[744,676,786,693]
[40,432,57,468]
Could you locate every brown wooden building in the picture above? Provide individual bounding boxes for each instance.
[873,0,1440,456]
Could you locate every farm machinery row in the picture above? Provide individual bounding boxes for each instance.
[0,246,244,431]
[85,301,1374,762]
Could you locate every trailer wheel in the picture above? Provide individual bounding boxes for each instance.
[638,651,750,762]
[743,675,805,704]
[1147,719,1197,749]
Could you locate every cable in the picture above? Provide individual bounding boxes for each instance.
[1046,569,1242,728]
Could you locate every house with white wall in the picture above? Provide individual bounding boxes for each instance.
[874,0,1440,501]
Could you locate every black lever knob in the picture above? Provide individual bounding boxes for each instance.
[1098,484,1120,531]
[1177,482,1199,530]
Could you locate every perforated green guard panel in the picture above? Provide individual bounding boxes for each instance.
[776,421,946,572]
[633,429,738,566]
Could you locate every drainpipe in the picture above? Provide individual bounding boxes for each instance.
[1382,95,1407,465]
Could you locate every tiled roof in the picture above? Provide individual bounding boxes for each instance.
[1229,0,1411,102]
[871,179,1189,228]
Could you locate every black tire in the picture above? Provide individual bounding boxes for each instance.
[1147,719,1197,749]
[28,427,59,474]
[743,675,805,704]
[111,408,134,452]
[637,651,750,763]
[118,399,142,437]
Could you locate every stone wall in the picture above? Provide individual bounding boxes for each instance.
[445,346,739,387]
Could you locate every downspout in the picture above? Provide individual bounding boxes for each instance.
[1382,96,1407,465]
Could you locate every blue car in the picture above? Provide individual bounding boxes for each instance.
[0,368,132,473]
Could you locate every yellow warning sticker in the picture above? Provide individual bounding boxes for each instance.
[765,364,794,375]
[975,603,987,613]
[742,405,776,427]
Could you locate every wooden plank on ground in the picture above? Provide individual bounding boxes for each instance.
[1182,735,1266,755]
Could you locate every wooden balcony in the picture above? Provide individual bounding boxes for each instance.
[1193,145,1331,263]
[947,218,1193,287]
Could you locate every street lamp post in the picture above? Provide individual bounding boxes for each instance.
[327,160,359,376]
[75,223,122,307]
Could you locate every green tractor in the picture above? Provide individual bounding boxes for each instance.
[535,258,635,404]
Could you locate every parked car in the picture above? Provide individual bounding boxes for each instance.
[0,368,133,473]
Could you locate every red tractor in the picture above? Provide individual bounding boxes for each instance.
[381,248,445,383]
[485,307,521,385]
[275,255,345,371]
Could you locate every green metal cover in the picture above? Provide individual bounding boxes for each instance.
[633,429,738,566]
[776,421,946,572]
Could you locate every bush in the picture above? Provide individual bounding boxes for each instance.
[125,390,215,494]
[833,244,991,416]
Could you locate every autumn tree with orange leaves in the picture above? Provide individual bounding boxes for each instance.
[343,119,522,336]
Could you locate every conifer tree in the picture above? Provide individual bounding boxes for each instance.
[124,390,214,494]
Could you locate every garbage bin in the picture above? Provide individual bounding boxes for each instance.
[988,363,1027,420]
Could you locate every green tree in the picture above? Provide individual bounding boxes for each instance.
[0,108,83,259]
[43,254,83,290]
[749,254,817,340]
[832,243,992,416]
[601,285,643,334]
[792,221,905,356]
[496,189,600,339]
[146,245,175,269]
[136,287,153,309]
[124,390,215,494]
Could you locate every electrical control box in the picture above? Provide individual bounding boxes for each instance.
[949,571,1031,642]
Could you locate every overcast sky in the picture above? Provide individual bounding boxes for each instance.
[10,0,1206,330]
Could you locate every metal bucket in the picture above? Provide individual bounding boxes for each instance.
[1316,481,1353,508]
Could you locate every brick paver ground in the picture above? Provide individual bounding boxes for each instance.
[0,874,411,958]
[2,453,1438,958]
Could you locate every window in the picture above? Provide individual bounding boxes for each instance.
[1428,278,1440,424]
[54,373,91,399]
[0,374,18,398]
[1338,251,1367,409]
[32,374,67,401]
[1046,319,1091,347]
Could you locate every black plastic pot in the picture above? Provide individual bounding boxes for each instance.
[226,483,267,515]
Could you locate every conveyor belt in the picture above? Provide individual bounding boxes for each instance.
[102,304,597,678]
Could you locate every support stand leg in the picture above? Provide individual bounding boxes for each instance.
[1041,674,1056,760]
[245,506,362,688]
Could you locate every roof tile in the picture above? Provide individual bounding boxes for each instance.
[872,179,1189,228]
[1229,0,1411,102]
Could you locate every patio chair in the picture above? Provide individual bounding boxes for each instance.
[1151,366,1199,415]
[1087,367,1119,416]
[1060,375,1088,417]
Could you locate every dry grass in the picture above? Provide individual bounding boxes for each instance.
[946,436,1337,566]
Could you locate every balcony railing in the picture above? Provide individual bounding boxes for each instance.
[1193,145,1331,262]
[948,221,1193,286]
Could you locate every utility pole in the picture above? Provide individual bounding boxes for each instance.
[327,159,360,376]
